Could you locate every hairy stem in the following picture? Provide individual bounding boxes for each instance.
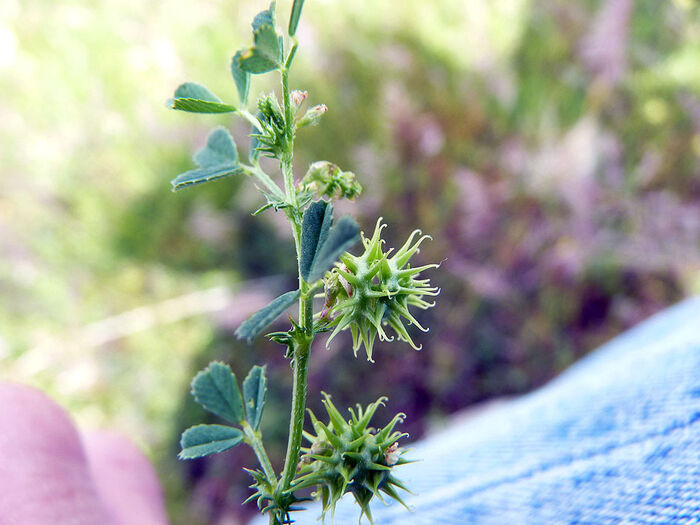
[275,60,315,498]
[279,337,310,489]
[278,176,313,495]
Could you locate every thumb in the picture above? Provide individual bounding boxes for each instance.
[0,381,113,524]
[82,430,169,525]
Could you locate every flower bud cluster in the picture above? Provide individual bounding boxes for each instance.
[320,219,440,362]
[253,93,289,158]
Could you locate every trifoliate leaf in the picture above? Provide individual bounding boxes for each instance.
[168,82,237,114]
[238,25,283,74]
[194,127,238,167]
[179,424,244,459]
[300,200,334,281]
[191,362,245,424]
[288,0,305,37]
[235,290,300,342]
[231,50,251,105]
[242,365,268,431]
[252,2,276,31]
[308,215,360,282]
[170,164,243,191]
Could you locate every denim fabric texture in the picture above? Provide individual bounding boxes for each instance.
[275,296,700,524]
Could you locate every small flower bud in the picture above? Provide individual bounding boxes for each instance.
[296,104,328,128]
[384,442,400,466]
[337,267,353,297]
[290,90,308,110]
[310,439,331,455]
[321,272,341,318]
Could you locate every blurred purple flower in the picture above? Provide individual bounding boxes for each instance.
[579,0,633,86]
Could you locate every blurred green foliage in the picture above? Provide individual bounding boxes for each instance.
[1,0,699,523]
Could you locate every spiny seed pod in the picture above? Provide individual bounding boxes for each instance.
[319,219,440,362]
[290,393,411,524]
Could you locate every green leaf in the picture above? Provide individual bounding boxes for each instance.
[235,290,300,342]
[238,48,278,75]
[191,362,245,424]
[288,0,305,36]
[231,50,251,105]
[171,126,242,191]
[169,98,238,114]
[300,200,334,281]
[194,127,238,168]
[242,366,268,430]
[170,164,242,191]
[179,424,244,459]
[255,24,283,63]
[308,216,360,281]
[168,82,237,114]
[238,25,283,74]
[193,127,238,168]
[299,201,360,281]
[252,2,276,31]
[175,82,221,101]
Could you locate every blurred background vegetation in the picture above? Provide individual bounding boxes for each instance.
[1,0,699,523]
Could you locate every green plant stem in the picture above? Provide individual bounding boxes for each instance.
[240,164,285,200]
[242,422,277,484]
[285,39,298,69]
[279,337,310,490]
[238,108,260,128]
[277,174,313,496]
[275,61,315,498]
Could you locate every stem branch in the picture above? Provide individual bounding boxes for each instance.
[243,422,277,484]
[241,164,285,200]
[238,108,260,128]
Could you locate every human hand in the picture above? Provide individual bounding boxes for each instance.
[0,382,169,525]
